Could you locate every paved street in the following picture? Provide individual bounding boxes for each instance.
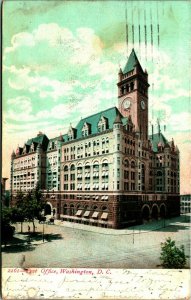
[2,215,190,269]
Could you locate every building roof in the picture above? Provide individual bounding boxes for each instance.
[114,112,123,124]
[26,133,49,151]
[149,133,169,152]
[74,106,122,139]
[123,48,144,74]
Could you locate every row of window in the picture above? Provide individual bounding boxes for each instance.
[63,138,110,154]
[63,183,109,191]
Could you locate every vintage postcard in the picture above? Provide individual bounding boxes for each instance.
[2,0,190,299]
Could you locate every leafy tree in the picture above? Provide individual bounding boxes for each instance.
[160,237,187,268]
[2,207,13,227]
[1,207,15,245]
[22,183,46,232]
[14,190,26,232]
[11,183,46,233]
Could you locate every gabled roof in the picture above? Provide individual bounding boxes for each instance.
[26,133,49,151]
[114,112,123,124]
[149,133,168,152]
[123,49,144,74]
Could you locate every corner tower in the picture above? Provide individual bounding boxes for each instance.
[117,49,150,143]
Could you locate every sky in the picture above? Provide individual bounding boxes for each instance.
[2,0,191,193]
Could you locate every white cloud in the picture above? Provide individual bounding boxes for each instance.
[36,103,72,120]
[5,95,73,124]
[4,32,35,56]
[168,112,191,132]
[4,24,103,66]
[5,96,34,122]
[5,65,74,101]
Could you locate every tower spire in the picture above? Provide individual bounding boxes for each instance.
[144,1,147,61]
[125,2,129,57]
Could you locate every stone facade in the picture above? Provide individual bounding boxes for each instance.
[10,49,180,228]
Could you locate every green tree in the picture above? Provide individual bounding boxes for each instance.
[10,184,45,233]
[14,190,26,232]
[2,207,12,226]
[1,207,15,245]
[23,183,46,232]
[160,237,187,268]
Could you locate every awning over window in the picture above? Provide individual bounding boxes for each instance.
[92,211,99,218]
[83,211,90,217]
[101,212,108,220]
[75,210,83,216]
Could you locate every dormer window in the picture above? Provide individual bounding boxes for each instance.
[30,144,34,152]
[68,129,74,140]
[98,116,108,133]
[82,122,91,137]
[68,125,76,141]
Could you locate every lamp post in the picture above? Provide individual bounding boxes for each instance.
[42,209,45,243]
[43,221,45,242]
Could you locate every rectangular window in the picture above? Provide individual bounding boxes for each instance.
[70,174,75,181]
[64,184,68,190]
[64,174,68,181]
[117,181,120,190]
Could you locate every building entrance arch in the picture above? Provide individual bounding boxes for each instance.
[142,205,150,221]
[151,205,159,220]
[44,203,52,215]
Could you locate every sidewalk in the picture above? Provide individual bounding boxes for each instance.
[53,215,188,235]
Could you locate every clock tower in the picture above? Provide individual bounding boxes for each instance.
[117,49,150,143]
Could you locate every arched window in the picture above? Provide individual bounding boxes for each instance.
[124,159,129,168]
[157,171,162,177]
[102,159,108,167]
[102,206,107,211]
[70,164,75,171]
[64,165,68,171]
[131,161,135,168]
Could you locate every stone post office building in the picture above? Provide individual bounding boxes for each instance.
[10,49,180,229]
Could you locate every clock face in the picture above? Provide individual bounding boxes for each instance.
[123,98,131,110]
[141,100,145,110]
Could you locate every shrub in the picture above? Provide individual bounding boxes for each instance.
[160,237,186,268]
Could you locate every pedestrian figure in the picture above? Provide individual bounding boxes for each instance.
[28,225,30,233]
